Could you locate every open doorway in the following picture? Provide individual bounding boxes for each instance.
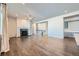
[36,21,48,37]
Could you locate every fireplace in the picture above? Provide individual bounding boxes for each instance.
[20,29,28,37]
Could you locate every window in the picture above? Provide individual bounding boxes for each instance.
[64,21,68,29]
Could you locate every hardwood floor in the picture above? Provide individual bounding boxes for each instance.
[1,36,79,56]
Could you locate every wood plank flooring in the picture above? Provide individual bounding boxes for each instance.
[1,36,79,56]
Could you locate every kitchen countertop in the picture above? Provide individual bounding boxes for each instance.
[65,29,79,33]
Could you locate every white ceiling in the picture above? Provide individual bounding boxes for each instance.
[7,3,79,21]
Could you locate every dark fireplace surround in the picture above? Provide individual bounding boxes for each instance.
[20,29,28,37]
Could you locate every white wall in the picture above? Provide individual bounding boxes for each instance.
[8,16,17,37]
[17,19,30,29]
[48,16,64,39]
